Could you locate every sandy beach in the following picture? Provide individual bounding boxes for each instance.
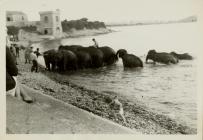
[14,49,196,134]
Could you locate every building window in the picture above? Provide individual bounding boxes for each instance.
[44,29,48,34]
[7,17,12,21]
[22,16,24,20]
[56,16,59,22]
[56,27,60,30]
[44,16,48,23]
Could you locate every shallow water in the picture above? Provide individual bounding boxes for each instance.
[35,23,198,129]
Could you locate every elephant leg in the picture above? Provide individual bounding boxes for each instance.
[64,64,66,71]
[47,63,51,71]
[51,63,56,71]
[74,63,78,70]
[44,61,50,71]
[45,61,51,71]
[166,60,171,64]
[79,62,84,69]
[63,60,66,71]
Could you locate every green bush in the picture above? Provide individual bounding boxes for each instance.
[7,26,19,35]
[7,25,37,35]
[61,18,106,32]
[21,26,37,32]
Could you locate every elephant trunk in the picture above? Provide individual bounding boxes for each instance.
[116,51,119,59]
[146,55,149,63]
[114,54,119,61]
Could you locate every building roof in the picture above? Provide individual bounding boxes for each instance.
[39,10,60,15]
[6,11,27,15]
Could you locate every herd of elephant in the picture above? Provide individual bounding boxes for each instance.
[43,45,193,71]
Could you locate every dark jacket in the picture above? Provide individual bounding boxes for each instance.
[6,47,18,91]
[34,50,41,58]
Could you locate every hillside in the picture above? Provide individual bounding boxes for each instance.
[61,18,106,32]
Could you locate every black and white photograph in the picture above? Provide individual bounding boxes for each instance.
[1,0,203,137]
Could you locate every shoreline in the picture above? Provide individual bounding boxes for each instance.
[16,28,114,47]
[16,50,196,134]
[62,28,114,38]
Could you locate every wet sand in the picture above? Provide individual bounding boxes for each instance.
[16,50,196,134]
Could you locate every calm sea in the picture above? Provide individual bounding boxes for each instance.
[36,22,198,129]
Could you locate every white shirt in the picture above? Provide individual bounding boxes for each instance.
[6,36,11,47]
[93,40,99,48]
[29,52,38,61]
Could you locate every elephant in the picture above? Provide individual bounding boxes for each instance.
[116,49,143,68]
[75,50,92,69]
[146,50,179,64]
[98,46,118,66]
[170,51,193,60]
[43,49,58,71]
[58,45,92,69]
[77,46,104,68]
[55,49,78,71]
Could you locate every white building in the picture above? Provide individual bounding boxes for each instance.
[6,11,28,27]
[38,9,63,38]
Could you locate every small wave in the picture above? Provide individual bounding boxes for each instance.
[180,64,193,68]
[103,90,118,95]
[160,101,177,105]
[134,87,147,92]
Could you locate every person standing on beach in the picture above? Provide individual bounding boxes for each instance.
[30,50,38,72]
[34,48,41,58]
[15,44,20,58]
[10,45,18,65]
[6,35,11,47]
[24,41,33,64]
[92,38,99,48]
[109,96,126,123]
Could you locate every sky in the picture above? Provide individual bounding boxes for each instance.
[0,0,201,23]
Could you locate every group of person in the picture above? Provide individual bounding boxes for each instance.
[7,34,18,42]
[24,43,41,73]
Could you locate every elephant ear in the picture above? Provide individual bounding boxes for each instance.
[170,51,176,55]
[116,49,127,58]
[147,50,156,56]
[58,45,64,50]
[146,50,156,62]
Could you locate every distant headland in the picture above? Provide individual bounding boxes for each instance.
[106,16,197,27]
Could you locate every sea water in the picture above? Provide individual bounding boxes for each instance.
[36,22,199,129]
